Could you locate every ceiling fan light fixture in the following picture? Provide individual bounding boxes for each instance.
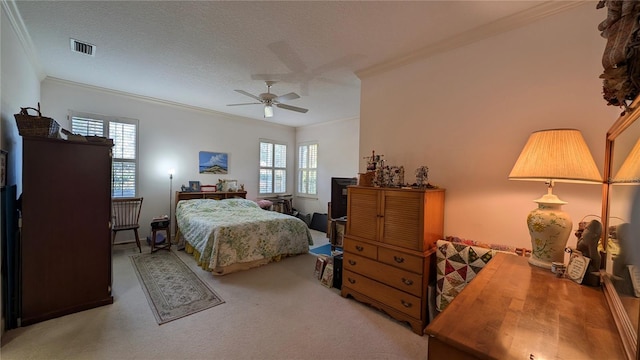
[264,104,274,118]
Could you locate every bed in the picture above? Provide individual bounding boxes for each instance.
[176,197,313,275]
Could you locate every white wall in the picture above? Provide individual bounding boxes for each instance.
[358,3,622,250]
[1,2,42,336]
[40,78,301,238]
[1,5,41,192]
[294,117,359,216]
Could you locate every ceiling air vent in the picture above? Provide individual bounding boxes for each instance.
[70,38,96,57]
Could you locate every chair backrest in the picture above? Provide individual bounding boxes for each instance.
[112,197,143,228]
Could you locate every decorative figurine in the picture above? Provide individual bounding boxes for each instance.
[415,166,429,188]
[576,219,602,286]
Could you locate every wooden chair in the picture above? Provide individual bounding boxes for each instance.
[111,197,143,253]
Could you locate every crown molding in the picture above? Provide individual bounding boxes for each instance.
[1,0,45,79]
[43,77,295,129]
[356,1,588,79]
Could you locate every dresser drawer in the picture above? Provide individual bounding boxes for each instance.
[344,253,423,297]
[343,270,422,319]
[343,237,377,260]
[378,247,423,274]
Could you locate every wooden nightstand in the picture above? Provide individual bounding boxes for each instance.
[150,222,171,253]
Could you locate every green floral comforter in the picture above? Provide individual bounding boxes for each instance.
[176,198,313,272]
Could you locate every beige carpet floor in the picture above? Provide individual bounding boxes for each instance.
[0,230,429,359]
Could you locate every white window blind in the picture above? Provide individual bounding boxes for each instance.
[71,112,138,198]
[297,143,318,195]
[260,140,287,195]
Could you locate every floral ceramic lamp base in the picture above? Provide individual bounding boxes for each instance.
[526,193,572,269]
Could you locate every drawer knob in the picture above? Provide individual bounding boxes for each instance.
[401,300,412,308]
[355,245,364,252]
[394,256,405,263]
[348,278,356,284]
[348,259,357,266]
[401,278,413,286]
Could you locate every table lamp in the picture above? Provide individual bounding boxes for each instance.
[509,129,602,268]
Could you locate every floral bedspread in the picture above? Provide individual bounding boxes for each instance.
[176,198,313,272]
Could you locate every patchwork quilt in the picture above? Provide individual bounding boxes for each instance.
[435,239,500,312]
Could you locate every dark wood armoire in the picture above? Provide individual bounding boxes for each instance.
[21,136,114,326]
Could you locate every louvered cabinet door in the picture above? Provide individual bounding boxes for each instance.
[346,187,380,241]
[380,190,424,250]
[382,189,445,252]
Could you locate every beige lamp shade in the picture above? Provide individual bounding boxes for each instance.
[509,129,602,184]
[612,137,640,183]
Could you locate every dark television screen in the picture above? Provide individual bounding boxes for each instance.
[331,177,357,220]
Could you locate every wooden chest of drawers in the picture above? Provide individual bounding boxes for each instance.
[341,186,444,335]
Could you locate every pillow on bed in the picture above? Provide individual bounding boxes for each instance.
[221,198,261,209]
[256,199,273,209]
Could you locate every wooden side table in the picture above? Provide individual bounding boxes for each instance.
[150,223,171,253]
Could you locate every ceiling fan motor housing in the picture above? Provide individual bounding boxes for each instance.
[259,93,277,102]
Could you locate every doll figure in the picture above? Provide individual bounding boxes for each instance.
[576,219,602,286]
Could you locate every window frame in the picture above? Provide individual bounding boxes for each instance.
[259,139,287,196]
[297,141,318,198]
[69,110,139,198]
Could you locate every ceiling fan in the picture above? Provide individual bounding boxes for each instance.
[227,81,309,118]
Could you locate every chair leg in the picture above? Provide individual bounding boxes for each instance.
[133,228,141,253]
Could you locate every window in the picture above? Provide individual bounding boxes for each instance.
[297,142,318,196]
[259,140,287,195]
[70,112,138,198]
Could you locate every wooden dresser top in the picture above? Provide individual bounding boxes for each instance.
[425,253,625,359]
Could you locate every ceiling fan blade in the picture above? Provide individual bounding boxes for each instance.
[234,90,261,101]
[274,92,300,102]
[227,102,261,106]
[277,103,308,113]
[268,41,306,73]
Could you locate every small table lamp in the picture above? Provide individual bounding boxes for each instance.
[509,129,602,269]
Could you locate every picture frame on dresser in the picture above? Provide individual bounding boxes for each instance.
[188,181,201,192]
[200,184,217,192]
[221,179,238,192]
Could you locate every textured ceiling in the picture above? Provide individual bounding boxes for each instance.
[12,1,583,127]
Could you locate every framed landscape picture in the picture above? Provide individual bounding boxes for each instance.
[199,151,228,174]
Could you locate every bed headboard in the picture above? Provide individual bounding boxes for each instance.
[175,190,247,203]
